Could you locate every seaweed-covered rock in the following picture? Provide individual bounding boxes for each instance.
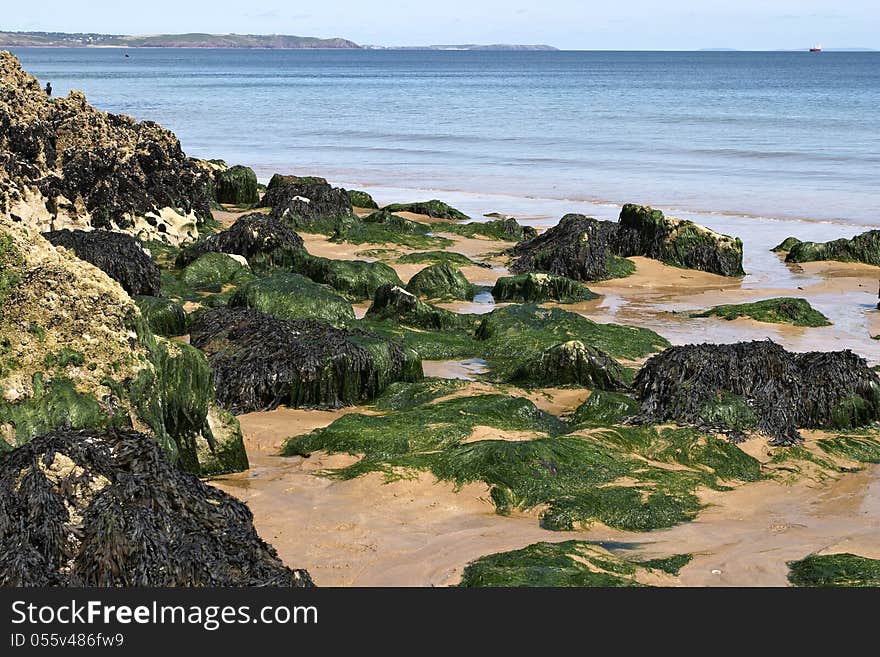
[134,295,188,337]
[290,251,403,301]
[788,553,880,587]
[43,229,160,296]
[396,251,485,267]
[780,230,880,266]
[0,428,312,587]
[365,284,473,331]
[691,297,831,327]
[267,173,327,190]
[633,341,880,445]
[331,210,451,249]
[261,180,355,233]
[616,204,745,277]
[213,164,259,205]
[406,262,476,301]
[509,340,629,389]
[0,217,247,476]
[443,218,537,242]
[181,251,254,292]
[383,199,469,220]
[229,272,355,326]
[190,307,422,412]
[510,214,633,282]
[0,52,212,243]
[492,273,598,304]
[570,390,640,427]
[175,212,304,272]
[348,189,379,209]
[771,237,803,253]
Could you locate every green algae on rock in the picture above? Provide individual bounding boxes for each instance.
[569,390,641,428]
[691,297,831,327]
[261,180,355,234]
[458,541,691,587]
[289,251,403,301]
[787,553,880,587]
[382,199,470,220]
[440,218,537,242]
[771,236,803,253]
[190,307,422,412]
[396,251,484,267]
[633,341,880,445]
[0,428,312,587]
[616,203,745,277]
[266,173,328,190]
[347,189,379,209]
[331,210,453,249]
[365,284,475,331]
[213,164,259,205]
[492,273,598,304]
[405,262,476,301]
[373,377,467,411]
[776,230,880,266]
[229,272,355,326]
[134,295,188,337]
[509,340,630,390]
[181,251,255,292]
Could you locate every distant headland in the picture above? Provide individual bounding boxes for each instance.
[0,31,559,51]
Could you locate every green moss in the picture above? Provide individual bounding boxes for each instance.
[135,296,189,337]
[373,378,467,411]
[492,273,598,304]
[289,251,403,302]
[182,252,255,292]
[396,251,480,267]
[788,553,880,587]
[214,165,259,205]
[691,297,831,327]
[405,262,475,301]
[383,199,470,220]
[569,391,640,427]
[331,211,452,249]
[228,272,355,326]
[784,230,880,266]
[347,189,379,209]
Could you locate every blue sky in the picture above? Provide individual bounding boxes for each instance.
[4,1,878,50]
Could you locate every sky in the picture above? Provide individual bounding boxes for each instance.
[2,1,878,50]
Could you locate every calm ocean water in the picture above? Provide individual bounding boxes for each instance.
[10,48,880,227]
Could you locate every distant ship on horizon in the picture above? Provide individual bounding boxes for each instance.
[809,44,823,52]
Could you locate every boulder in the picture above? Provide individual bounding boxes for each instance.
[260,180,355,233]
[213,164,259,205]
[229,272,355,326]
[570,391,640,426]
[509,340,630,389]
[348,189,379,209]
[691,297,831,327]
[382,199,469,220]
[175,212,304,273]
[0,52,212,244]
[444,218,538,241]
[43,228,161,296]
[0,428,312,586]
[633,341,880,445]
[406,262,476,301]
[779,230,880,266]
[190,307,423,412]
[0,217,247,476]
[134,295,188,337]
[615,204,745,277]
[289,251,403,301]
[510,214,632,281]
[771,236,802,253]
[181,252,254,292]
[366,284,473,330]
[492,273,598,304]
[267,173,327,190]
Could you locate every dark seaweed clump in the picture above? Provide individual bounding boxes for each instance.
[175,212,304,272]
[787,553,880,587]
[190,307,422,412]
[633,341,880,445]
[43,229,160,296]
[0,428,313,587]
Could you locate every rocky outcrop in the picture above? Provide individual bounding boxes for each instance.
[509,340,629,389]
[213,164,259,205]
[365,284,472,330]
[0,51,213,244]
[382,199,469,220]
[190,307,423,412]
[509,214,631,281]
[405,262,475,301]
[0,217,247,476]
[633,341,880,445]
[175,212,304,273]
[260,179,355,233]
[0,428,313,586]
[43,228,160,296]
[229,272,355,326]
[348,189,379,209]
[773,230,880,266]
[492,273,598,304]
[615,204,744,277]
